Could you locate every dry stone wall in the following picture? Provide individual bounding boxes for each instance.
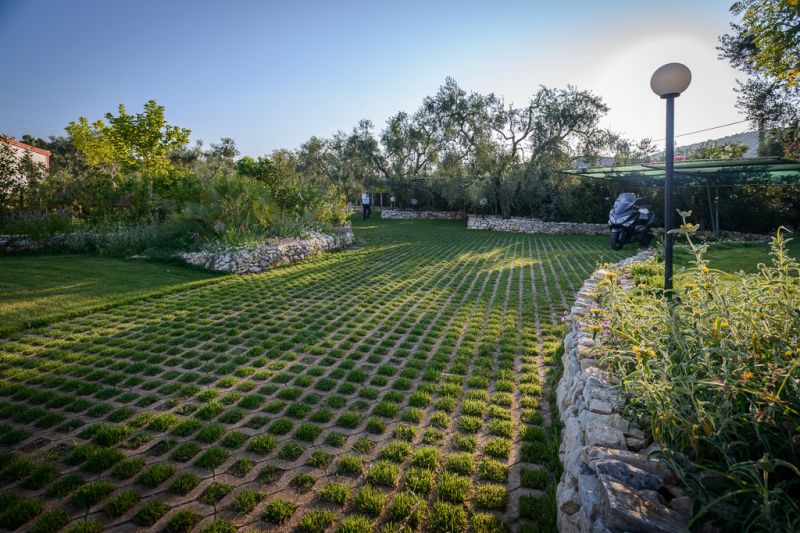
[380,209,464,220]
[468,215,608,235]
[179,227,354,274]
[556,249,692,533]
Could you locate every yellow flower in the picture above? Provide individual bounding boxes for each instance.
[703,282,712,290]
[720,320,729,330]
[741,372,754,380]
[646,347,656,358]
[701,265,709,274]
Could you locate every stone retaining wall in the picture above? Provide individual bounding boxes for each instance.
[468,215,608,235]
[555,249,691,533]
[0,234,43,253]
[179,227,354,274]
[380,209,464,220]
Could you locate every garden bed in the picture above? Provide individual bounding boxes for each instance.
[179,227,354,274]
[380,210,464,220]
[556,249,691,533]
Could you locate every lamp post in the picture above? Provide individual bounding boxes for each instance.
[650,63,691,292]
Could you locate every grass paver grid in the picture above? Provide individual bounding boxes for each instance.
[0,219,629,532]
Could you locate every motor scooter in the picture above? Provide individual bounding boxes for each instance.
[608,193,655,250]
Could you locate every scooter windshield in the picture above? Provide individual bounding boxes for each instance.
[614,193,637,210]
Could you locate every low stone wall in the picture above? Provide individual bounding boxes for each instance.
[179,227,354,274]
[556,249,691,533]
[380,209,464,220]
[468,215,607,235]
[0,234,43,253]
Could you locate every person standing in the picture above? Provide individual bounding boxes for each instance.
[361,191,372,220]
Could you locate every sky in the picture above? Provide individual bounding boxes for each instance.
[0,0,748,157]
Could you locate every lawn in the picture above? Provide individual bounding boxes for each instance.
[0,218,632,532]
[673,237,800,274]
[0,255,223,337]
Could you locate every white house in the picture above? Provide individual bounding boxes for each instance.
[1,136,51,171]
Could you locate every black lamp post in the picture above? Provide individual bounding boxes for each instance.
[650,63,691,292]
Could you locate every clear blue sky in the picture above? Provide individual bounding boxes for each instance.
[1,0,745,156]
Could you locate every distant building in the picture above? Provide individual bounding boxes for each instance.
[1,136,51,170]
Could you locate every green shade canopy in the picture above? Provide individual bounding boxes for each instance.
[561,157,800,187]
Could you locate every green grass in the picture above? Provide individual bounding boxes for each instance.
[0,217,633,531]
[0,255,222,336]
[673,238,800,273]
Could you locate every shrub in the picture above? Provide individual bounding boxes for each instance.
[428,501,467,533]
[475,484,508,510]
[262,498,296,525]
[595,223,800,529]
[318,481,350,505]
[353,485,385,516]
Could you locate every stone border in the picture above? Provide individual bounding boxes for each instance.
[380,209,464,220]
[555,249,692,533]
[468,215,607,235]
[179,227,354,274]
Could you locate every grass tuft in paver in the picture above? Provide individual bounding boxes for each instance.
[164,509,201,533]
[104,490,140,518]
[138,463,175,487]
[296,509,337,533]
[335,515,374,533]
[262,498,297,525]
[318,481,349,505]
[133,500,168,527]
[353,485,385,516]
[169,472,201,495]
[366,460,400,487]
[388,491,427,527]
[475,484,508,510]
[429,501,468,533]
[231,489,264,514]
[30,508,70,533]
[69,480,115,509]
[194,447,229,469]
[201,481,232,505]
[336,454,363,476]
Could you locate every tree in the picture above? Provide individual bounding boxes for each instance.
[719,0,800,156]
[66,100,191,178]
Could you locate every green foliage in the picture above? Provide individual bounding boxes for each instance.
[475,484,508,510]
[0,497,44,529]
[30,508,71,533]
[201,481,232,505]
[231,489,264,514]
[388,491,427,527]
[169,473,200,495]
[318,481,350,505]
[133,500,168,527]
[66,100,190,178]
[598,221,800,530]
[297,509,337,533]
[164,509,201,533]
[138,463,175,487]
[262,498,297,524]
[336,454,364,476]
[428,501,468,533]
[353,485,386,516]
[438,471,471,503]
[335,515,374,533]
[366,460,400,487]
[104,490,140,518]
